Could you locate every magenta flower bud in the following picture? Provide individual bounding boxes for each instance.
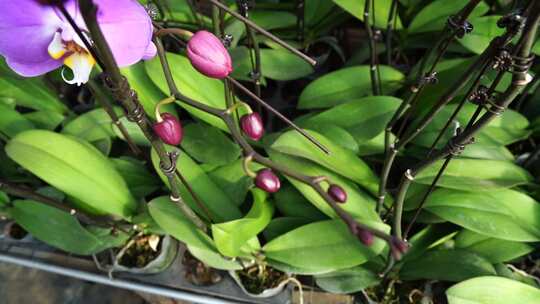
[186,30,233,79]
[390,237,409,260]
[255,169,280,193]
[357,229,374,246]
[328,184,347,203]
[240,113,264,141]
[153,113,183,146]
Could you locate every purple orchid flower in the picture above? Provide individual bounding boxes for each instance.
[0,0,156,85]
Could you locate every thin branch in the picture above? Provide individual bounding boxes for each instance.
[208,0,317,66]
[364,0,381,95]
[385,0,399,65]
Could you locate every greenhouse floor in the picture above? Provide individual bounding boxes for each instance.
[0,262,149,304]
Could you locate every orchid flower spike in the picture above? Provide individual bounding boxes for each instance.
[0,0,156,86]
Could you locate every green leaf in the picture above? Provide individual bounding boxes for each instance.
[112,116,150,146]
[62,108,119,142]
[230,47,314,81]
[300,96,402,141]
[425,188,540,242]
[110,157,160,199]
[0,103,35,138]
[446,276,540,304]
[150,146,241,222]
[298,66,404,109]
[305,0,335,26]
[148,195,242,270]
[415,158,532,191]
[271,130,380,196]
[404,224,459,261]
[207,159,264,206]
[211,189,273,257]
[263,219,389,271]
[458,16,505,54]
[332,0,402,29]
[181,123,240,165]
[0,60,67,113]
[409,0,489,33]
[301,124,359,153]
[455,230,535,263]
[274,184,327,221]
[400,249,496,281]
[9,200,105,254]
[145,54,228,130]
[315,266,379,294]
[268,151,380,222]
[263,217,313,242]
[121,62,169,117]
[24,111,64,130]
[148,196,212,249]
[6,130,136,218]
[415,103,530,147]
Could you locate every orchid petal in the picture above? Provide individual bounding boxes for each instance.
[62,52,95,86]
[48,32,67,60]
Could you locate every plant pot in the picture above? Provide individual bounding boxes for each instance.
[229,267,291,298]
[102,234,178,275]
[1,221,31,242]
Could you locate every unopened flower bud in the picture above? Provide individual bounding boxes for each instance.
[390,237,409,260]
[187,30,232,79]
[328,184,347,203]
[153,113,183,145]
[357,229,374,246]
[240,112,264,141]
[255,169,280,193]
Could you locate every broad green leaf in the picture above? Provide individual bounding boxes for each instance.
[409,0,489,33]
[263,217,313,242]
[298,66,404,109]
[274,184,328,221]
[149,196,216,248]
[415,103,530,147]
[112,116,150,146]
[145,54,227,130]
[425,188,540,242]
[211,189,273,257]
[0,104,35,137]
[403,224,459,261]
[315,266,379,294]
[415,158,532,191]
[24,110,64,130]
[230,47,314,81]
[332,0,403,29]
[300,96,402,141]
[110,157,160,199]
[9,200,105,254]
[446,276,540,304]
[250,10,297,30]
[494,264,540,288]
[187,244,243,270]
[6,130,136,218]
[458,16,505,54]
[455,230,534,263]
[263,219,389,271]
[121,62,170,117]
[0,60,67,113]
[148,196,243,270]
[151,147,241,222]
[400,249,496,281]
[357,131,390,156]
[207,159,264,206]
[301,124,359,153]
[0,191,8,207]
[271,130,379,195]
[268,151,380,222]
[63,108,119,142]
[181,122,240,165]
[305,0,335,26]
